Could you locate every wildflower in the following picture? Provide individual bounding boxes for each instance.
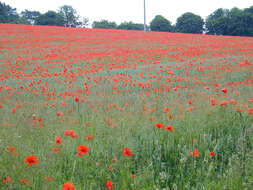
[45,176,54,182]
[65,130,78,138]
[132,173,136,179]
[190,149,199,157]
[25,155,39,166]
[163,107,170,113]
[248,108,253,115]
[211,98,217,106]
[12,108,16,114]
[210,152,216,157]
[155,123,164,129]
[52,148,60,154]
[165,125,173,132]
[123,147,134,157]
[20,178,30,186]
[7,146,16,152]
[78,145,89,157]
[221,88,228,94]
[107,180,114,190]
[2,176,12,184]
[75,97,79,102]
[57,112,63,117]
[85,134,94,140]
[56,136,62,145]
[62,182,75,190]
[220,101,228,107]
[109,165,113,171]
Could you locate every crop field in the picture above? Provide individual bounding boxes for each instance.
[0,24,253,190]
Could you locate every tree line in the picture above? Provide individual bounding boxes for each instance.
[0,1,252,36]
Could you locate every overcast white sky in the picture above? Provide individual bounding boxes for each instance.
[2,0,252,25]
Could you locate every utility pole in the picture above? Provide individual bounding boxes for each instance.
[144,0,147,31]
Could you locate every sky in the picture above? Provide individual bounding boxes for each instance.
[2,0,252,26]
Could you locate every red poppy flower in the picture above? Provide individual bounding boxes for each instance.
[211,98,217,106]
[190,149,199,158]
[220,101,228,107]
[52,147,60,154]
[221,88,228,94]
[65,130,78,138]
[2,176,12,184]
[165,125,173,132]
[156,123,164,129]
[123,147,134,157]
[20,178,30,186]
[25,155,39,166]
[78,145,89,157]
[62,182,75,190]
[56,136,62,145]
[210,152,216,157]
[85,134,94,140]
[107,180,114,190]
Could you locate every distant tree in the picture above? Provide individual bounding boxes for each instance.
[117,21,144,30]
[80,17,89,28]
[205,6,253,36]
[176,12,204,34]
[226,8,246,36]
[58,5,81,27]
[35,11,64,26]
[205,8,230,35]
[21,10,41,25]
[0,2,19,23]
[243,6,253,36]
[150,15,173,32]
[92,20,117,29]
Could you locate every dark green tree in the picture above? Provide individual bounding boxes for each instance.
[21,10,41,25]
[58,5,81,27]
[205,8,230,35]
[243,6,253,36]
[150,15,173,32]
[0,2,19,23]
[175,12,204,34]
[117,21,144,30]
[92,20,117,29]
[35,11,64,26]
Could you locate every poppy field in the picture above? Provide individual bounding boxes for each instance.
[0,24,253,190]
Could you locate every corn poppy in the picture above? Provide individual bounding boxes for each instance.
[25,155,39,166]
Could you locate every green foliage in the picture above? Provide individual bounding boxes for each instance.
[117,21,144,30]
[58,5,81,27]
[206,7,253,36]
[150,15,173,32]
[0,2,19,23]
[176,12,204,34]
[92,20,117,29]
[21,10,41,25]
[35,11,64,26]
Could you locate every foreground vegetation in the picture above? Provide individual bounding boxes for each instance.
[0,24,253,189]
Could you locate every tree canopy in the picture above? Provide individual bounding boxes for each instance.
[117,21,144,30]
[150,15,173,32]
[35,11,64,26]
[92,20,117,29]
[175,12,204,34]
[21,10,41,25]
[58,5,81,27]
[205,7,253,36]
[0,2,19,23]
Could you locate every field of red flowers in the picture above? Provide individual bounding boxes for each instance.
[0,24,253,190]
